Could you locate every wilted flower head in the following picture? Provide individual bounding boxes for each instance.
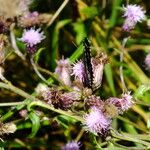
[91,53,108,90]
[122,4,146,31]
[71,60,85,82]
[84,107,110,135]
[0,0,32,19]
[145,53,150,69]
[35,83,49,95]
[19,11,39,27]
[0,122,17,135]
[62,141,81,150]
[41,88,76,110]
[55,58,71,86]
[106,92,133,114]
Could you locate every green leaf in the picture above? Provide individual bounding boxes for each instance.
[134,84,150,99]
[81,6,99,18]
[104,64,116,96]
[73,21,87,45]
[51,19,71,69]
[34,47,45,63]
[28,111,40,138]
[69,43,84,62]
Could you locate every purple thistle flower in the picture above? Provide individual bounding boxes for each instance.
[84,107,111,135]
[55,58,71,86]
[122,4,146,31]
[106,92,133,114]
[62,141,81,150]
[145,53,150,69]
[71,60,85,82]
[91,53,108,90]
[20,28,45,47]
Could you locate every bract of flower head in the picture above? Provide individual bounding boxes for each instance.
[145,53,150,69]
[85,95,104,109]
[62,141,81,150]
[20,28,45,47]
[55,58,71,86]
[71,60,85,82]
[84,107,111,135]
[122,4,146,31]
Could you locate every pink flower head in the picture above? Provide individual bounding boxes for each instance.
[84,107,110,135]
[55,58,71,86]
[122,4,146,31]
[20,28,45,47]
[145,53,150,69]
[121,92,133,111]
[71,60,85,82]
[62,141,81,150]
[106,92,133,114]
[19,11,39,27]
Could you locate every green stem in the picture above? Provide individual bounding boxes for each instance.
[0,102,24,106]
[111,130,150,148]
[0,82,83,122]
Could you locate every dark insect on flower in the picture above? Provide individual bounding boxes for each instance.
[82,38,108,91]
[82,38,93,89]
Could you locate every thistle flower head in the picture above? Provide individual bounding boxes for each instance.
[84,107,110,135]
[35,83,49,95]
[121,92,133,112]
[55,58,71,86]
[106,92,133,114]
[122,4,146,31]
[0,122,17,135]
[71,60,85,82]
[62,141,81,150]
[19,11,39,27]
[145,53,150,69]
[0,0,32,19]
[20,28,45,47]
[85,95,104,109]
[91,53,108,90]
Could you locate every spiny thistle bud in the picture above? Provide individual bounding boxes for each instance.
[55,58,71,86]
[0,122,16,135]
[19,109,28,118]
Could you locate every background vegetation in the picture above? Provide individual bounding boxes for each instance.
[0,0,150,149]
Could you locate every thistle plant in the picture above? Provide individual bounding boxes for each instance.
[0,0,149,150]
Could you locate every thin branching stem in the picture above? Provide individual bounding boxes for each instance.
[120,37,130,93]
[47,0,69,26]
[10,24,26,60]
